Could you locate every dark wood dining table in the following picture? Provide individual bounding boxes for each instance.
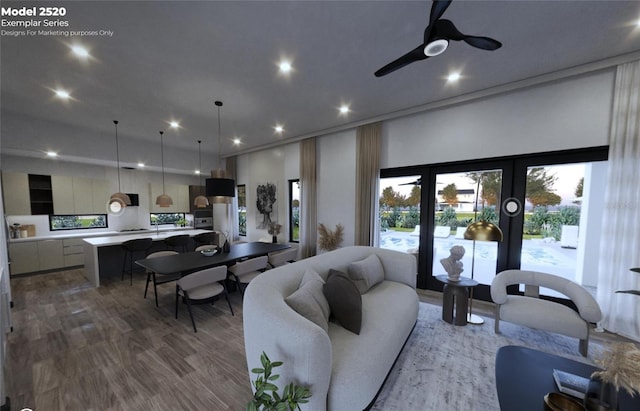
[135,241,290,275]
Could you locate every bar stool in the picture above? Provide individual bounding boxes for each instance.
[193,232,218,250]
[121,238,153,285]
[164,234,190,253]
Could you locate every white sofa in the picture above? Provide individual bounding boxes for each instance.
[243,246,419,411]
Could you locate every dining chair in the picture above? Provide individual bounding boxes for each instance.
[175,265,234,332]
[227,255,269,297]
[144,250,182,307]
[193,232,218,250]
[121,237,153,285]
[164,234,190,253]
[267,246,298,268]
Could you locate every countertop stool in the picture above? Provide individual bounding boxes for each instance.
[121,238,153,285]
[435,275,479,326]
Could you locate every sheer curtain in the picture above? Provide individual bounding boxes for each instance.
[299,138,317,258]
[596,60,640,341]
[226,156,239,241]
[355,122,381,246]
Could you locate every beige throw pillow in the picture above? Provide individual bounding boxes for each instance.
[348,254,385,294]
[285,269,330,333]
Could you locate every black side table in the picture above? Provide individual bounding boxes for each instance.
[435,275,479,326]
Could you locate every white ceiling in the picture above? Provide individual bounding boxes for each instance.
[2,1,640,173]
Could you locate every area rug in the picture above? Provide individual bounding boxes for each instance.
[371,303,608,411]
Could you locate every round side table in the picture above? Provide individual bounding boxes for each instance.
[435,275,479,326]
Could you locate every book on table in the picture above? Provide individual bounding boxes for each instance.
[552,368,590,398]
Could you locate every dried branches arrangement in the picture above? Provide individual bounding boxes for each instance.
[592,342,640,396]
[318,223,344,251]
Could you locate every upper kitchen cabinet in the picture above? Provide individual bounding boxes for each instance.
[1,171,30,215]
[52,176,109,215]
[149,183,189,213]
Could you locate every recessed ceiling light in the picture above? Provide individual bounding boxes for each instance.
[279,60,292,74]
[137,163,145,168]
[274,125,284,134]
[447,72,461,83]
[169,121,180,129]
[233,138,241,145]
[46,151,58,157]
[339,105,350,115]
[54,89,70,99]
[70,45,90,59]
[195,170,201,175]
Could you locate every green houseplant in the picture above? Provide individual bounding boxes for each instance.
[247,352,311,411]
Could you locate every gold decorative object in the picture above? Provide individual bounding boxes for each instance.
[318,223,344,251]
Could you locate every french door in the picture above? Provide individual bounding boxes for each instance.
[380,147,608,303]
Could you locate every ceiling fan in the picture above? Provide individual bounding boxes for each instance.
[374,0,502,77]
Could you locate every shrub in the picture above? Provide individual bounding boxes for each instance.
[400,207,420,229]
[437,207,458,230]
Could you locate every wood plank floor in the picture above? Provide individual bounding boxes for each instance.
[6,268,629,410]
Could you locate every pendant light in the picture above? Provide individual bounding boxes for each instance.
[193,139,210,208]
[205,100,236,203]
[109,120,132,210]
[155,130,173,207]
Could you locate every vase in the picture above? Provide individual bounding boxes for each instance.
[222,239,231,253]
[584,376,618,411]
[272,235,277,243]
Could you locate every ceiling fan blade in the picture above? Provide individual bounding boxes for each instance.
[374,46,428,77]
[424,0,453,43]
[436,19,502,50]
[462,35,502,50]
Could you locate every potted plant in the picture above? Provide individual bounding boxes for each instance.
[247,352,311,411]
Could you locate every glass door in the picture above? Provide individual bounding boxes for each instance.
[432,170,503,287]
[378,175,422,254]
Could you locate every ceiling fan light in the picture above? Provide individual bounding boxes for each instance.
[424,39,449,57]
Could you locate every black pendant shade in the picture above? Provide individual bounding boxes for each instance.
[206,177,235,197]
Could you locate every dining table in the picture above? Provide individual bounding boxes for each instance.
[135,241,290,276]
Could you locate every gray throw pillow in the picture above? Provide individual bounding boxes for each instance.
[323,269,362,335]
[348,254,384,294]
[285,269,330,333]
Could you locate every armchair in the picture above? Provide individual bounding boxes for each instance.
[491,269,602,356]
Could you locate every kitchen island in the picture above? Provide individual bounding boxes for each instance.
[83,229,215,287]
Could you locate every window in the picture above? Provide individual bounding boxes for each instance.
[50,214,108,231]
[150,213,185,226]
[238,185,247,236]
[289,179,300,242]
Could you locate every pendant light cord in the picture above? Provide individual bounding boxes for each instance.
[114,120,122,192]
[198,140,203,185]
[215,100,223,170]
[160,131,166,192]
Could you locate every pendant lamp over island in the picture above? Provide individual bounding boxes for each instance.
[193,139,210,208]
[155,130,173,207]
[109,120,132,212]
[205,100,236,203]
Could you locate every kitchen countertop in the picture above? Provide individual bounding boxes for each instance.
[83,228,212,247]
[8,226,197,243]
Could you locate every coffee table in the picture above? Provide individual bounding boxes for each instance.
[495,345,639,411]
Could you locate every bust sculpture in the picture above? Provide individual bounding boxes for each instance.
[440,245,465,281]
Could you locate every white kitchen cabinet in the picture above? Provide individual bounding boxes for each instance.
[63,238,85,267]
[37,239,65,271]
[72,177,94,214]
[51,175,75,214]
[8,242,39,275]
[52,176,109,215]
[2,171,30,215]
